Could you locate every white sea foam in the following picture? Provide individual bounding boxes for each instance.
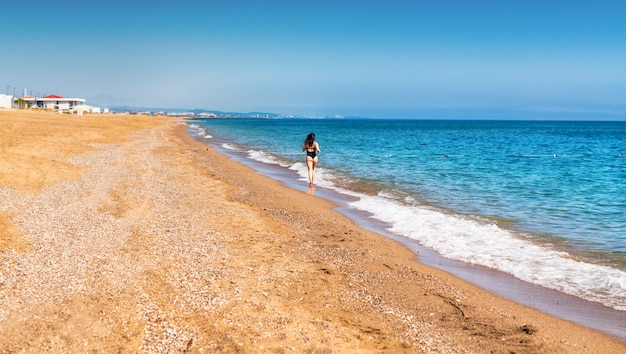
[288,162,337,189]
[247,150,292,168]
[187,124,212,139]
[348,193,626,311]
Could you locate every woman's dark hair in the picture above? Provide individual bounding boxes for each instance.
[304,132,315,148]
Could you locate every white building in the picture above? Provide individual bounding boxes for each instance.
[0,94,13,108]
[36,94,85,111]
[73,104,101,114]
[14,92,106,114]
[18,94,97,113]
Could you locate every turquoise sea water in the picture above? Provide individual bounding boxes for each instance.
[188,118,626,311]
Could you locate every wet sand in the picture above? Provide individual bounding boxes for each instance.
[1,109,625,353]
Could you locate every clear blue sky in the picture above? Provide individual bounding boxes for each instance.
[2,0,625,118]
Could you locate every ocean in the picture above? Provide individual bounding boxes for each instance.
[187,118,626,314]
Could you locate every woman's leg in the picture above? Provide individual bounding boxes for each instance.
[309,157,318,185]
[306,158,315,185]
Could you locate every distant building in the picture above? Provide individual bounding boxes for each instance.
[0,94,13,108]
[30,94,86,111]
[16,94,104,114]
[16,96,36,109]
[74,105,101,114]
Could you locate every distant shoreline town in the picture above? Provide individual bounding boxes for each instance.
[0,91,344,119]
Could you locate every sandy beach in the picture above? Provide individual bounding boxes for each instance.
[1,109,625,353]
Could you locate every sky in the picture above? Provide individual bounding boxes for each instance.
[2,0,625,118]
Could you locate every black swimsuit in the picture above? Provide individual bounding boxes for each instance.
[305,144,317,158]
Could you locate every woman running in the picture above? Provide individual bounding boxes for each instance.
[302,132,321,186]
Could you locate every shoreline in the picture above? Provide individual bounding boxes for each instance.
[191,123,626,342]
[1,109,625,352]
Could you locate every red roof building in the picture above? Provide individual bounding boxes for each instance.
[20,94,85,111]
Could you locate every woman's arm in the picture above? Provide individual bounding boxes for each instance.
[315,142,321,153]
